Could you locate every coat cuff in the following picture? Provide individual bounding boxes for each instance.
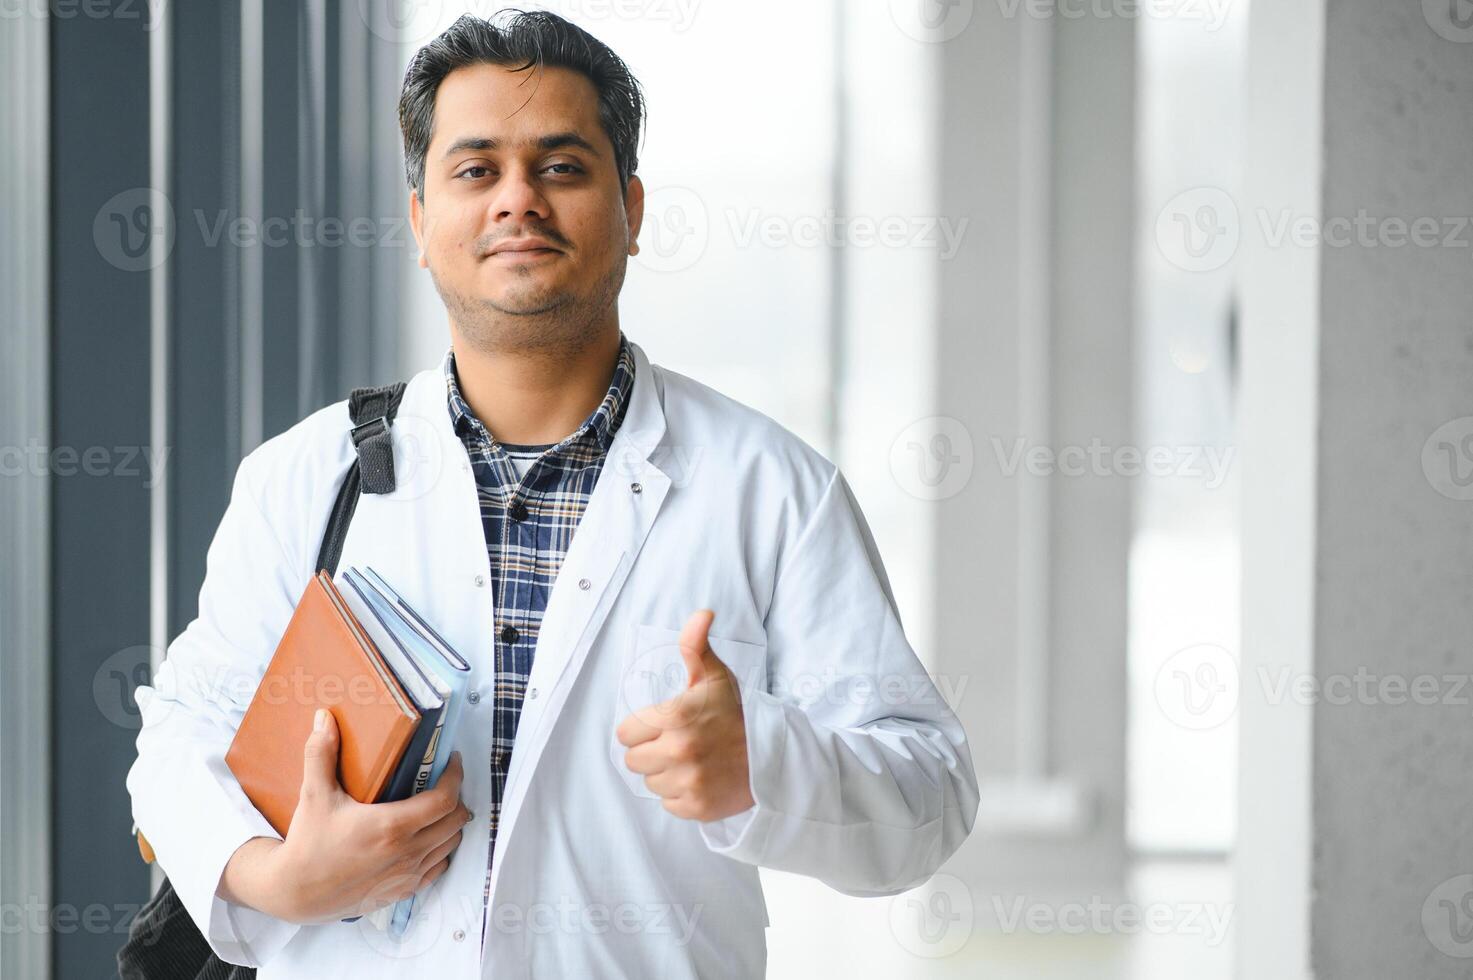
[130,714,301,964]
[697,688,788,860]
[187,826,300,967]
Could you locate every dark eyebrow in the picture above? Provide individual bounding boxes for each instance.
[440,131,600,161]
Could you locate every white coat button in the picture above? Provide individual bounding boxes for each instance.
[529,687,539,699]
[578,578,591,591]
[630,481,642,494]
[468,690,481,705]
[474,574,486,587]
[453,928,466,942]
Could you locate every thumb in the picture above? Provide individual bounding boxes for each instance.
[300,708,343,800]
[678,608,718,687]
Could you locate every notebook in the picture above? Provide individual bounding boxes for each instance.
[224,569,421,837]
[225,566,470,933]
[339,566,472,936]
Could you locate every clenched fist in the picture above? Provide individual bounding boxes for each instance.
[615,609,755,822]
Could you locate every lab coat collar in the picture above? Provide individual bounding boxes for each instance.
[403,334,668,474]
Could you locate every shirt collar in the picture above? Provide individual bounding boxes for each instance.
[443,331,635,454]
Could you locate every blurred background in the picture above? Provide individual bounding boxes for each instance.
[4,0,1473,977]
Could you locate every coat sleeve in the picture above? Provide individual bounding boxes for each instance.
[125,451,307,966]
[698,467,980,894]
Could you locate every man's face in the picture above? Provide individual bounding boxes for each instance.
[410,62,643,349]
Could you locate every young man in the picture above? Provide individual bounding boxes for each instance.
[126,11,978,977]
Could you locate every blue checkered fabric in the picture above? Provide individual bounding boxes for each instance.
[442,333,635,904]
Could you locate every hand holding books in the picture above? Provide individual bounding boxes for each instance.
[223,567,473,933]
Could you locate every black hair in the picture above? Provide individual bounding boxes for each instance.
[398,9,646,202]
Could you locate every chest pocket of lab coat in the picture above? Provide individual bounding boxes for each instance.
[610,622,769,799]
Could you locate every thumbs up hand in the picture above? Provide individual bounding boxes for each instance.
[615,609,755,822]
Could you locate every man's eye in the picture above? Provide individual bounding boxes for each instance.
[457,166,490,180]
[544,163,582,176]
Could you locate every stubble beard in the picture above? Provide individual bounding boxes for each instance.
[431,253,628,360]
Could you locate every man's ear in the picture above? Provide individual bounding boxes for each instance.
[409,188,428,269]
[625,174,645,256]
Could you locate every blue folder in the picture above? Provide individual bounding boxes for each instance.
[339,566,471,936]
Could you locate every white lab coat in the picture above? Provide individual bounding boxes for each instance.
[126,339,979,978]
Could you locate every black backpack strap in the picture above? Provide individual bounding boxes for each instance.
[315,381,408,577]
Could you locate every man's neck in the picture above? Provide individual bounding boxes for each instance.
[449,325,623,447]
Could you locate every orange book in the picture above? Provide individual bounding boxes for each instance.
[225,570,420,836]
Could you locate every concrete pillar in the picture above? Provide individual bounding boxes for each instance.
[1238,1,1473,976]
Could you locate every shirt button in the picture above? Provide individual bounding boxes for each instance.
[500,625,519,645]
[467,690,481,705]
[452,928,466,942]
[578,578,591,591]
[630,482,643,494]
[509,500,529,522]
[474,574,486,587]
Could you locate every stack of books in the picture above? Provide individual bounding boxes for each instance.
[225,566,470,936]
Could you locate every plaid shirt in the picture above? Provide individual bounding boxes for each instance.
[442,333,636,907]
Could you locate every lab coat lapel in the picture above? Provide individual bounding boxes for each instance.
[484,339,672,906]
